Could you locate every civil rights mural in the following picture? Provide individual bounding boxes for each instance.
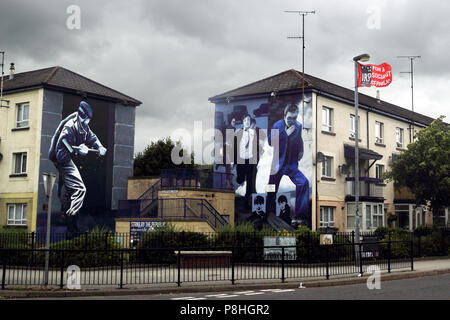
[214,94,313,230]
[48,101,107,234]
[36,92,135,234]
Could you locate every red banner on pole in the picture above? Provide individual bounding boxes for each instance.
[357,63,392,87]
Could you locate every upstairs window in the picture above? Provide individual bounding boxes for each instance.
[396,127,404,148]
[322,156,333,178]
[16,103,30,128]
[375,121,384,144]
[376,164,385,180]
[13,152,27,174]
[322,107,333,132]
[350,115,360,138]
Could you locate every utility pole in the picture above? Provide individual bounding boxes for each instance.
[1,51,5,108]
[398,55,421,142]
[285,10,316,125]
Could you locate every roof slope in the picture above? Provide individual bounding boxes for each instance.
[1,66,141,106]
[209,69,435,126]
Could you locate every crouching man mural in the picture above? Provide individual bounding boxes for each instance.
[48,101,107,233]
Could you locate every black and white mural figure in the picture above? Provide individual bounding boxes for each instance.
[249,193,267,229]
[214,94,313,230]
[276,193,293,226]
[268,103,309,226]
[234,113,266,209]
[48,101,107,231]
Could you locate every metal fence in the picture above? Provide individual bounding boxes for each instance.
[1,228,449,254]
[0,240,413,289]
[161,168,234,191]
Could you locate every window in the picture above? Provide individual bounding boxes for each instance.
[365,203,384,229]
[375,164,385,180]
[322,107,333,132]
[347,203,362,229]
[16,103,30,128]
[396,128,404,148]
[7,204,27,226]
[350,115,360,138]
[13,152,27,174]
[320,207,335,228]
[433,208,447,227]
[375,121,384,143]
[372,204,384,228]
[365,205,372,229]
[322,156,333,178]
[395,204,411,230]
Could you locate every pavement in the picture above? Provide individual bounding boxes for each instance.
[0,257,449,299]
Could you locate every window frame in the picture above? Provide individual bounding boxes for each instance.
[322,107,333,132]
[320,206,335,228]
[7,204,27,226]
[13,152,27,174]
[375,164,385,180]
[375,121,384,144]
[396,127,404,148]
[350,114,360,138]
[321,156,333,178]
[16,103,30,128]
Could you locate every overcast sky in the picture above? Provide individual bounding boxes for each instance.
[1,0,449,154]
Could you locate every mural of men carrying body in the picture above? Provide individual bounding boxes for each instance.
[268,103,309,227]
[48,101,107,232]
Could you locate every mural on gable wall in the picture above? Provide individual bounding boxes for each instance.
[214,93,313,230]
[48,101,107,234]
[36,92,135,235]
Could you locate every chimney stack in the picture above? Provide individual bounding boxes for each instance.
[376,90,381,103]
[9,63,15,80]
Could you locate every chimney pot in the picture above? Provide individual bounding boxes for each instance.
[9,63,15,80]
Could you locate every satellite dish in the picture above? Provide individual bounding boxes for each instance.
[316,152,325,163]
[339,164,349,175]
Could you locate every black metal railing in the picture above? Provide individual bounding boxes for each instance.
[161,168,234,191]
[0,240,413,289]
[1,228,448,255]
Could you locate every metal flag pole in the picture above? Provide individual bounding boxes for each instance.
[285,10,316,125]
[398,55,421,142]
[353,53,370,262]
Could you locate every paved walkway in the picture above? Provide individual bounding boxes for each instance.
[0,258,448,298]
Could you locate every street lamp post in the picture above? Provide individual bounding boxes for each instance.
[42,172,56,286]
[353,53,370,260]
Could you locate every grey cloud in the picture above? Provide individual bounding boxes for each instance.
[1,0,449,155]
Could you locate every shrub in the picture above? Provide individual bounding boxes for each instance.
[135,224,209,264]
[44,231,123,268]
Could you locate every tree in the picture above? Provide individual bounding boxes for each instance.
[133,137,195,177]
[384,116,450,214]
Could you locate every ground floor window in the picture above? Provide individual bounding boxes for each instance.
[7,204,27,226]
[395,204,410,230]
[347,202,384,231]
[346,203,362,230]
[395,204,429,230]
[320,206,335,228]
[433,207,448,227]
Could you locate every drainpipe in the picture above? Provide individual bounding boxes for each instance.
[315,91,319,231]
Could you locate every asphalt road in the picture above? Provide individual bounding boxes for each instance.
[25,273,450,300]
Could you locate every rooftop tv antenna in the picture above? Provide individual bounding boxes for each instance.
[397,55,421,141]
[0,51,9,108]
[285,10,316,126]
